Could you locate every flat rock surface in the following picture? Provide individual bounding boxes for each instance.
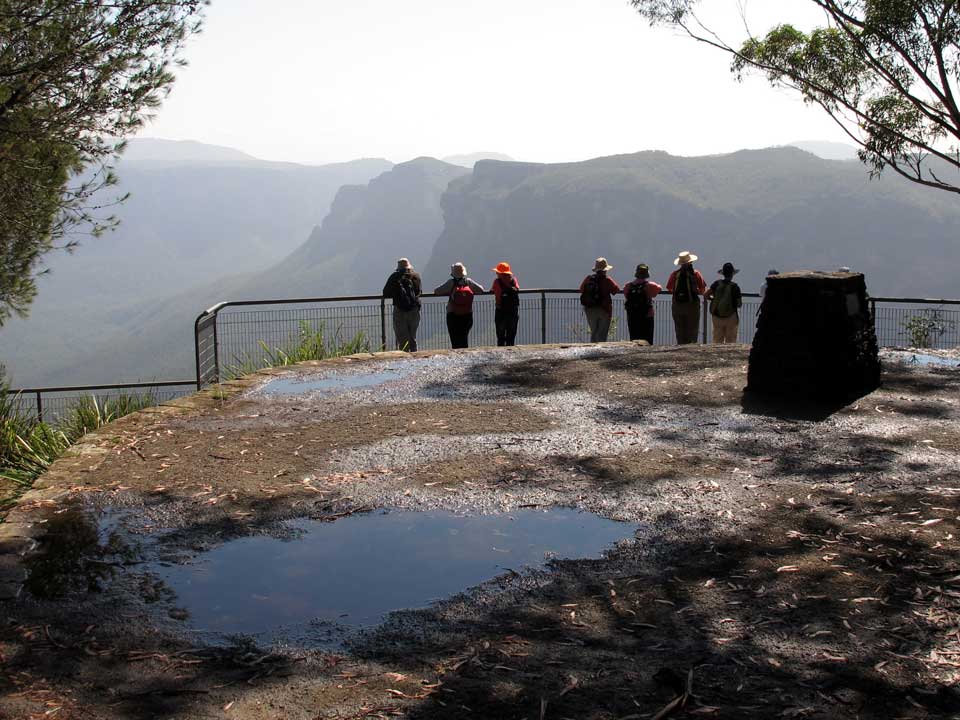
[2,343,960,719]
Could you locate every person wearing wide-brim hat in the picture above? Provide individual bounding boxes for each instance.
[434,262,486,350]
[705,261,743,344]
[382,257,423,352]
[666,251,707,344]
[622,263,663,344]
[491,262,521,347]
[579,258,621,343]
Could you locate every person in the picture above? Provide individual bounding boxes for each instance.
[705,262,743,344]
[579,258,621,343]
[435,262,485,349]
[759,268,779,301]
[621,263,662,344]
[666,251,706,344]
[382,258,422,351]
[491,262,521,346]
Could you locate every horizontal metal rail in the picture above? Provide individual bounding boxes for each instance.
[9,380,196,395]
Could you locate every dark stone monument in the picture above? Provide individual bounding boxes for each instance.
[747,271,880,401]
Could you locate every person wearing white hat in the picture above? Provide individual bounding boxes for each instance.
[666,251,706,344]
[382,258,422,351]
[434,262,486,349]
[579,258,621,342]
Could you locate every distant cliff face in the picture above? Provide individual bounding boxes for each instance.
[243,157,471,297]
[426,149,960,296]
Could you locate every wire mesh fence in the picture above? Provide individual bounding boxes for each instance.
[9,291,957,423]
[199,292,960,385]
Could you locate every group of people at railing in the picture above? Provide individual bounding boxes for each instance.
[383,251,752,351]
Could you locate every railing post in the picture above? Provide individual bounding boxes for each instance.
[540,291,547,345]
[701,296,708,344]
[380,298,387,351]
[211,315,220,384]
[36,391,43,423]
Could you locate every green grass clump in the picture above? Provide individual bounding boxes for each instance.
[224,321,371,380]
[1,367,158,510]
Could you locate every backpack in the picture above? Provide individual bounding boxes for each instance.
[450,280,475,315]
[395,273,419,311]
[673,268,696,304]
[625,280,652,316]
[711,281,736,318]
[498,278,520,313]
[580,274,603,307]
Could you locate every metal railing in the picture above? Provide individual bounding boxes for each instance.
[191,290,960,387]
[5,291,957,423]
[5,381,198,425]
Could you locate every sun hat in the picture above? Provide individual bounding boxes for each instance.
[719,262,739,276]
[451,262,467,277]
[674,251,698,266]
[635,263,650,279]
[397,257,411,270]
[593,257,613,272]
[492,262,512,274]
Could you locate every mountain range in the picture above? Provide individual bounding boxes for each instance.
[3,139,958,387]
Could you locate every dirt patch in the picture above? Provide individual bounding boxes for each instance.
[62,401,555,510]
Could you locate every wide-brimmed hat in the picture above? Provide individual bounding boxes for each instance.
[397,257,411,270]
[451,262,467,277]
[719,262,739,276]
[492,262,512,274]
[674,251,698,266]
[635,263,650,279]
[593,257,613,272]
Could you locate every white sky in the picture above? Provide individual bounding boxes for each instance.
[140,0,852,165]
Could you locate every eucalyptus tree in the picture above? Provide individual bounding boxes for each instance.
[631,1,960,194]
[0,0,207,324]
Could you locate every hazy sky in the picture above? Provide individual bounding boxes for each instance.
[140,0,852,165]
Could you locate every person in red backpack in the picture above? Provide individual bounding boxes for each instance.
[622,263,662,344]
[435,262,485,349]
[491,262,521,347]
[579,258,621,342]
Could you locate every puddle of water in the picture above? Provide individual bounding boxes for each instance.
[259,365,414,396]
[883,351,959,368]
[153,509,633,636]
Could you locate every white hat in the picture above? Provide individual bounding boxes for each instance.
[674,251,698,266]
[593,257,613,272]
[397,257,411,270]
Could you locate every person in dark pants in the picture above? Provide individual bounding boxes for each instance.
[434,262,485,349]
[622,263,662,344]
[382,257,422,351]
[491,261,520,346]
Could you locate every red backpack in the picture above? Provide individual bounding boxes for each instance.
[450,281,475,315]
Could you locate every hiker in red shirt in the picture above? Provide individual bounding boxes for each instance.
[579,258,621,343]
[491,262,521,346]
[435,262,485,349]
[621,263,662,344]
[666,251,707,344]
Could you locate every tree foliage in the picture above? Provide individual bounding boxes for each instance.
[0,0,206,324]
[630,0,960,194]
